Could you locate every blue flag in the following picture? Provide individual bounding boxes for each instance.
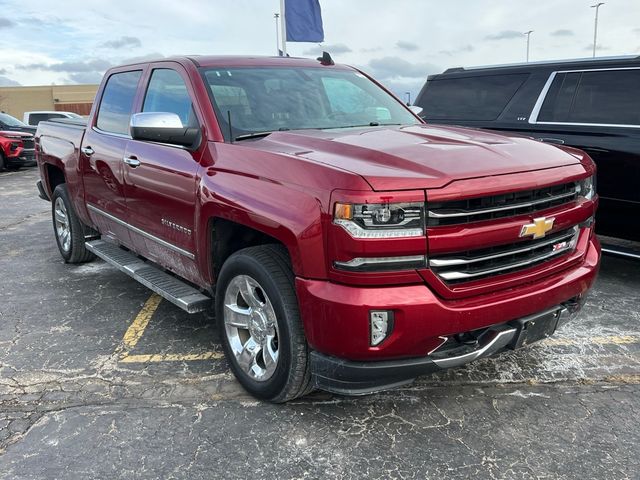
[285,0,324,42]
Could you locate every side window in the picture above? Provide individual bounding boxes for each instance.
[143,69,196,127]
[96,70,142,135]
[539,69,640,125]
[419,74,528,121]
[568,70,640,125]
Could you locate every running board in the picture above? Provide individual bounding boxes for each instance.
[86,240,211,313]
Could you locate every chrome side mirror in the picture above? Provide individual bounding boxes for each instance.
[130,112,199,148]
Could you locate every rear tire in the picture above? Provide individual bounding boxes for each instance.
[216,244,312,402]
[51,184,96,263]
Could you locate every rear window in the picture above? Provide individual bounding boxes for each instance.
[96,70,142,135]
[29,113,65,125]
[539,69,640,126]
[419,74,528,121]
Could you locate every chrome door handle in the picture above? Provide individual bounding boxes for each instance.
[123,156,141,167]
[81,146,95,156]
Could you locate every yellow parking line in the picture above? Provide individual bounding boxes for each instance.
[544,335,639,346]
[120,352,225,363]
[121,293,163,351]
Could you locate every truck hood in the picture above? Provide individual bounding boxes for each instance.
[255,124,585,191]
[0,130,34,139]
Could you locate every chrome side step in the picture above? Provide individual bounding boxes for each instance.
[601,244,640,261]
[85,240,211,313]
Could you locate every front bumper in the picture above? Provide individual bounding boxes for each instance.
[297,236,600,394]
[310,298,585,395]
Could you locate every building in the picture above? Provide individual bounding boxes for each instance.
[0,84,99,120]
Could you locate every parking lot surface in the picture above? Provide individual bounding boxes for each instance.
[1,168,639,479]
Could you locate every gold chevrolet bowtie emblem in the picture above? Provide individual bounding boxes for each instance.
[520,217,555,239]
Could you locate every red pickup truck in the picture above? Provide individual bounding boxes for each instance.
[35,56,600,402]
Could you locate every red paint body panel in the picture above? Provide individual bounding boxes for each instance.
[35,56,601,365]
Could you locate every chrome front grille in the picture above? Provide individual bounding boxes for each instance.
[427,182,578,226]
[430,226,579,283]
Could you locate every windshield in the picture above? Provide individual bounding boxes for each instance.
[0,112,27,127]
[202,67,419,140]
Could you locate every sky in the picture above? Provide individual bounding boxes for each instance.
[0,0,638,101]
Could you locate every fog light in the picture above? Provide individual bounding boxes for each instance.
[370,310,394,346]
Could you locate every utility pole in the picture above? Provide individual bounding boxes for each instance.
[274,13,280,56]
[524,30,533,62]
[405,92,411,106]
[591,3,605,58]
[280,0,287,56]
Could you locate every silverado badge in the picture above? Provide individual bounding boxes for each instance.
[520,217,554,239]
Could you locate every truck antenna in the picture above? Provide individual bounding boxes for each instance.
[316,51,334,66]
[227,110,234,143]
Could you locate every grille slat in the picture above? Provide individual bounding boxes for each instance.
[427,182,578,226]
[430,226,579,284]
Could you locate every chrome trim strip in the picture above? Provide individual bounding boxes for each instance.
[601,247,640,260]
[335,255,426,269]
[92,126,132,139]
[87,204,195,259]
[535,121,640,129]
[528,72,557,124]
[427,188,577,219]
[429,227,578,267]
[436,238,576,281]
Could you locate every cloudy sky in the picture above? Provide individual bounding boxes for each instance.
[0,0,638,100]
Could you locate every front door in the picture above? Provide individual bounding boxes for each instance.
[122,66,204,285]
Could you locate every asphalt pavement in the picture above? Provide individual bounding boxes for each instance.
[1,168,638,479]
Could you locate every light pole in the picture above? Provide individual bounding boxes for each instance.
[274,13,280,56]
[591,3,605,58]
[524,30,533,62]
[405,92,411,106]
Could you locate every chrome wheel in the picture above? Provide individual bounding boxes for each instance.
[54,197,71,253]
[223,275,280,381]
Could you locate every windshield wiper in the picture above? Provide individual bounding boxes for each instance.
[234,131,274,141]
[320,122,403,129]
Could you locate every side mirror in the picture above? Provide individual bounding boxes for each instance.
[408,105,424,116]
[130,112,199,148]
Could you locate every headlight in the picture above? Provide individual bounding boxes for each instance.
[577,175,596,200]
[334,202,425,238]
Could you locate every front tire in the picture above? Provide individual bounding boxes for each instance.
[216,245,312,402]
[51,184,96,263]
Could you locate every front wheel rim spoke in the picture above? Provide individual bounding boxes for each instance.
[224,303,251,329]
[237,337,261,374]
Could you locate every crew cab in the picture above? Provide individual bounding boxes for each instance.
[35,56,600,402]
[0,130,35,170]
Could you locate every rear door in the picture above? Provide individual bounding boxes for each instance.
[82,69,144,247]
[122,64,204,285]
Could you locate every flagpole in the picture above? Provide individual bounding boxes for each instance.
[280,0,287,56]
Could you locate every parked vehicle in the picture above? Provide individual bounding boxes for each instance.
[414,55,640,243]
[35,56,600,402]
[0,112,36,135]
[0,130,35,170]
[23,111,83,126]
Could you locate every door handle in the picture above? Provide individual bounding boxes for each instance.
[81,146,95,156]
[123,156,141,168]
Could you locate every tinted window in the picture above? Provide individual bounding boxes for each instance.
[143,69,197,127]
[419,74,528,121]
[538,73,580,122]
[30,113,65,125]
[203,67,419,140]
[96,70,142,135]
[570,70,640,125]
[539,69,640,125]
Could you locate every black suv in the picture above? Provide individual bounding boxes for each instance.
[0,112,36,135]
[415,55,640,243]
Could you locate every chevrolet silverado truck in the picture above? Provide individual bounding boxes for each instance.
[35,56,600,402]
